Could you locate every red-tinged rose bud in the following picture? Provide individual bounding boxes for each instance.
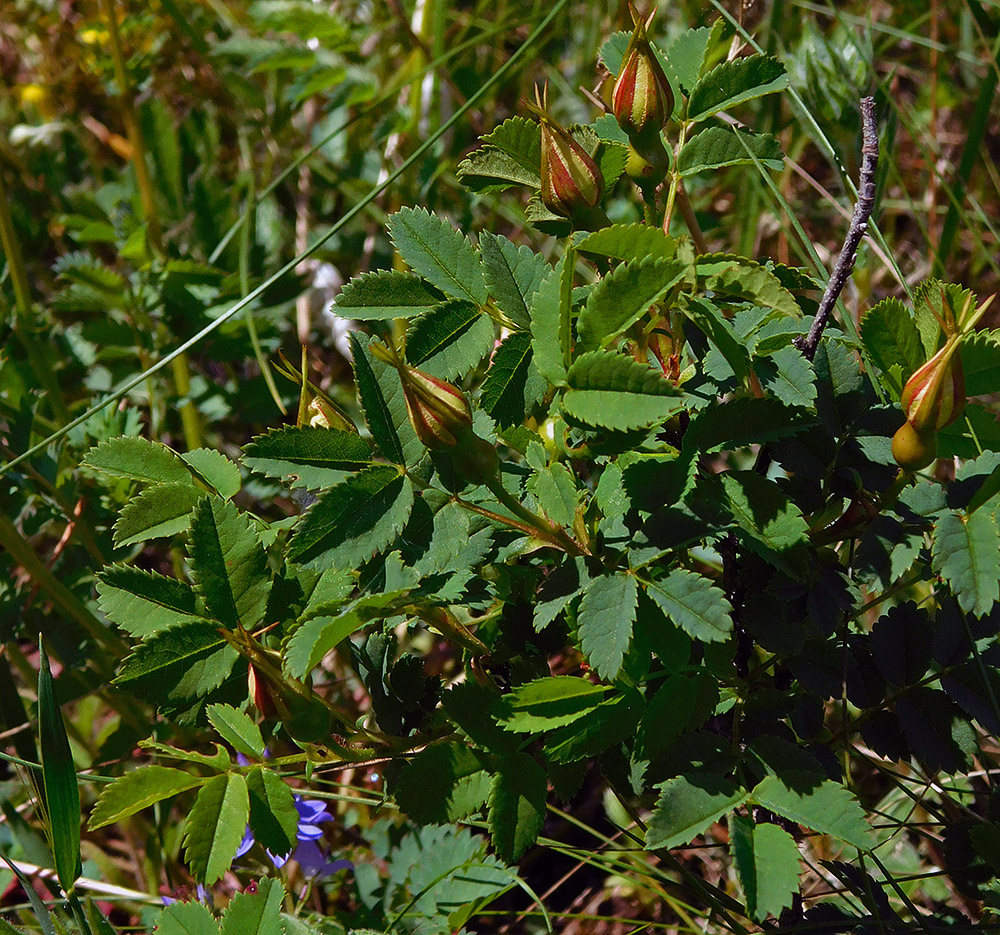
[529,84,605,220]
[370,340,473,449]
[248,664,277,719]
[900,338,966,433]
[612,6,674,146]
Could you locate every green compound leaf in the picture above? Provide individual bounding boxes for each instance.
[285,588,415,678]
[683,397,813,453]
[405,299,495,380]
[696,254,800,318]
[182,449,241,500]
[544,689,644,763]
[154,901,219,935]
[113,483,205,547]
[350,333,423,467]
[333,269,444,320]
[82,436,194,485]
[530,250,574,386]
[687,54,788,123]
[243,426,373,490]
[750,775,871,849]
[860,298,924,394]
[643,568,733,643]
[576,223,676,264]
[479,231,548,329]
[88,765,206,830]
[719,471,810,576]
[577,257,685,352]
[388,206,488,305]
[678,126,783,176]
[96,564,201,638]
[530,462,579,529]
[207,703,265,758]
[479,332,545,429]
[286,466,413,569]
[394,742,491,824]
[246,769,297,859]
[220,877,284,935]
[646,773,748,849]
[578,573,638,680]
[730,815,801,922]
[457,116,541,192]
[685,296,752,383]
[961,328,1000,397]
[114,621,239,706]
[494,676,609,733]
[188,497,271,630]
[183,773,250,885]
[932,508,1000,617]
[37,644,81,893]
[563,350,683,431]
[488,752,547,862]
[666,21,724,92]
[756,346,817,410]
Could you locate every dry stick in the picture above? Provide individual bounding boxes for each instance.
[795,97,879,362]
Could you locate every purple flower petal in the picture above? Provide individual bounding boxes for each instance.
[292,841,353,880]
[235,826,255,859]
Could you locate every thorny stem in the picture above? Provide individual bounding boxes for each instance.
[796,97,879,361]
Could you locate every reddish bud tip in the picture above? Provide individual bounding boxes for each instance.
[900,339,966,433]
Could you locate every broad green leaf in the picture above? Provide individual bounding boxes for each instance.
[913,279,973,356]
[207,703,265,758]
[37,643,81,892]
[961,328,1000,397]
[82,436,193,485]
[644,568,733,643]
[155,901,219,935]
[578,573,638,680]
[719,471,810,574]
[285,588,414,678]
[246,769,297,858]
[696,254,800,318]
[756,346,817,410]
[113,483,204,547]
[666,21,724,92]
[730,815,801,921]
[388,206,487,305]
[183,773,250,884]
[405,299,495,380]
[636,675,697,759]
[457,116,541,192]
[534,555,592,631]
[683,397,812,453]
[531,463,579,529]
[89,765,206,830]
[932,508,1000,617]
[687,54,788,123]
[181,449,241,500]
[479,231,547,329]
[442,681,517,755]
[350,333,423,467]
[139,740,231,771]
[750,776,871,849]
[394,743,491,823]
[333,270,444,320]
[646,773,747,849]
[96,565,200,637]
[488,753,547,862]
[896,687,972,773]
[115,621,239,706]
[243,426,372,489]
[678,126,783,176]
[684,296,752,383]
[188,497,271,630]
[575,223,675,264]
[870,602,932,687]
[563,350,682,431]
[860,298,924,393]
[286,466,413,569]
[544,689,644,763]
[479,332,545,428]
[530,251,574,385]
[577,257,685,352]
[220,877,284,935]
[494,676,609,732]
